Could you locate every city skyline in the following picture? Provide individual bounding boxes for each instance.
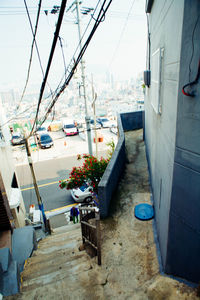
[0,0,147,93]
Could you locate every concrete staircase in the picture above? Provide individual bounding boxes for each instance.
[5,223,93,299]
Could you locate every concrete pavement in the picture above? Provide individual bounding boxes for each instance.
[12,129,118,166]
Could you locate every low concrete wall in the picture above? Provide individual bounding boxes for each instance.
[120,111,144,132]
[98,111,144,218]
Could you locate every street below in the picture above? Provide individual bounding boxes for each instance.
[20,178,74,213]
[14,128,116,213]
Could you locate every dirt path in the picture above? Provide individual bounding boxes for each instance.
[83,130,199,299]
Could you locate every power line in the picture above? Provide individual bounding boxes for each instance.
[0,8,142,20]
[22,0,54,107]
[17,0,43,110]
[0,6,52,8]
[59,36,67,80]
[38,0,113,129]
[1,105,37,128]
[108,0,136,70]
[29,0,68,137]
[41,0,108,109]
[44,0,102,101]
[189,13,200,82]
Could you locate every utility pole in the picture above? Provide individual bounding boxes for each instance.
[25,137,47,228]
[91,74,98,159]
[75,0,93,155]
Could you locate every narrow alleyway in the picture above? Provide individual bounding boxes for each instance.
[5,129,198,300]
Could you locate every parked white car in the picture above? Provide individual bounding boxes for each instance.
[62,119,78,136]
[11,133,24,145]
[71,183,93,203]
[97,117,115,128]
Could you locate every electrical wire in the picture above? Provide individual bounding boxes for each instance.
[0,8,141,20]
[107,0,136,70]
[59,36,67,80]
[29,0,68,137]
[44,0,110,104]
[182,60,200,97]
[188,13,200,82]
[24,0,45,77]
[38,0,113,129]
[91,0,105,23]
[44,0,102,101]
[182,13,200,97]
[20,0,54,112]
[1,104,38,128]
[17,0,42,110]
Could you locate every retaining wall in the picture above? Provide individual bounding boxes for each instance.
[98,110,143,218]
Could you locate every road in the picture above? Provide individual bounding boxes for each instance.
[16,151,107,213]
[14,128,118,213]
[16,155,84,213]
[21,178,74,213]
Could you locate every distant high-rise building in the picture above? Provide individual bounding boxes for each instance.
[0,89,15,105]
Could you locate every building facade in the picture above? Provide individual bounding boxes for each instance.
[145,0,200,283]
[0,98,26,230]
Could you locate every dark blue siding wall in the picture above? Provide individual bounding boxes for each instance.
[165,0,200,283]
[98,111,143,218]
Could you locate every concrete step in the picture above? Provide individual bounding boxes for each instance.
[11,222,91,295]
[26,240,82,265]
[8,260,94,299]
[2,222,94,298]
[35,231,81,256]
[51,223,80,234]
[39,226,81,245]
[22,254,91,291]
[21,225,84,281]
[22,243,88,277]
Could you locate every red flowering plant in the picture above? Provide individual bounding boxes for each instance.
[59,153,110,193]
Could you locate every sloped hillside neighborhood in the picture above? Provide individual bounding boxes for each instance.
[0,0,200,299]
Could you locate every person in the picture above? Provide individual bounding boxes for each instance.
[70,206,79,224]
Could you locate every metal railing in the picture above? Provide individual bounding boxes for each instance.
[79,206,101,265]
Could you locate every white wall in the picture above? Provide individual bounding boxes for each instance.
[0,98,25,227]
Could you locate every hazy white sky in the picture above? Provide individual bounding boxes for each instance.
[0,0,147,91]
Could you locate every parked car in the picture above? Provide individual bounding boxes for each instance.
[11,133,24,145]
[62,119,78,136]
[37,133,54,149]
[90,119,101,129]
[36,126,48,134]
[97,117,114,128]
[71,182,93,203]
